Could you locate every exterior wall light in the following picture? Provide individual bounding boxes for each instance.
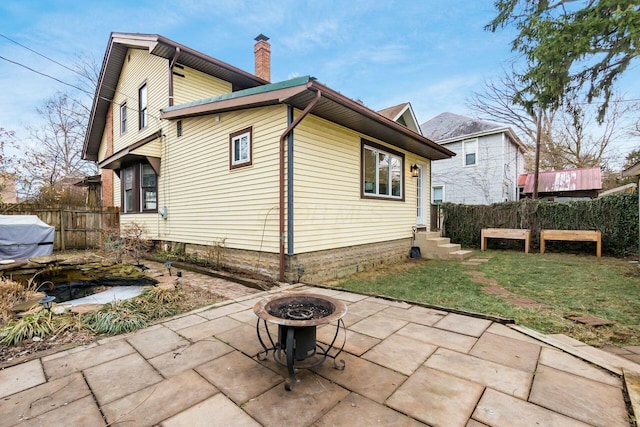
[410,164,420,178]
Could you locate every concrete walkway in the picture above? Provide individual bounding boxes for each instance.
[0,284,637,426]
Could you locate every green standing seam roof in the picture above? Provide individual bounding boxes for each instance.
[162,75,314,113]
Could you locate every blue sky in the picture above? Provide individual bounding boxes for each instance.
[1,0,638,162]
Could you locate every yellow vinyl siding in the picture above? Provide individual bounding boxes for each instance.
[173,65,232,105]
[120,213,162,239]
[293,113,430,253]
[131,138,162,158]
[112,48,168,153]
[151,105,287,251]
[113,174,121,208]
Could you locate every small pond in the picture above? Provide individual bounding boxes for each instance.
[38,276,158,303]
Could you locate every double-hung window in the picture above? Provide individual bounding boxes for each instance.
[138,84,147,129]
[120,163,157,213]
[362,140,404,199]
[229,127,252,168]
[463,139,477,166]
[123,167,134,213]
[141,164,157,211]
[120,103,127,134]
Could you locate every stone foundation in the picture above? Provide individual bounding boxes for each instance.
[160,238,412,284]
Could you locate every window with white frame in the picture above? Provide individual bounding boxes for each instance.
[229,127,252,168]
[432,186,444,204]
[138,84,147,129]
[362,140,403,199]
[462,139,477,166]
[120,103,127,134]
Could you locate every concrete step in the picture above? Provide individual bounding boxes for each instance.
[417,231,442,240]
[415,237,450,251]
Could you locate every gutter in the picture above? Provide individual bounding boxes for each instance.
[278,87,322,281]
[168,47,181,107]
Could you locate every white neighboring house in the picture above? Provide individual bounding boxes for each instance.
[421,112,527,205]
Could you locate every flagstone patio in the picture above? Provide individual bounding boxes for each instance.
[0,283,637,427]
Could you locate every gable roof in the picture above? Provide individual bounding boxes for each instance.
[377,103,423,135]
[83,32,268,161]
[162,77,454,160]
[520,167,602,194]
[420,112,526,153]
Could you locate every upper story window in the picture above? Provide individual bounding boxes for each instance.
[120,103,127,134]
[463,139,477,166]
[120,162,157,213]
[362,140,404,200]
[432,186,444,204]
[138,84,148,129]
[229,127,252,169]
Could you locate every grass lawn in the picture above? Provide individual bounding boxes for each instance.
[328,250,640,348]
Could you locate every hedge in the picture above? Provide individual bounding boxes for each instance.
[441,191,639,257]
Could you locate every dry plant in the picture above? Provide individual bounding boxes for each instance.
[121,222,152,265]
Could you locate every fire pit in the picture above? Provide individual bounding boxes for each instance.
[253,293,348,390]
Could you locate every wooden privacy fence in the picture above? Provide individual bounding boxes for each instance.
[1,205,120,250]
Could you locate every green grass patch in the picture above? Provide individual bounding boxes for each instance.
[329,252,640,347]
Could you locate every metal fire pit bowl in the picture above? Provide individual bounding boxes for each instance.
[253,293,348,391]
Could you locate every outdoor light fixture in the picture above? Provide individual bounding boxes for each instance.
[410,164,420,178]
[39,296,56,312]
[164,260,172,276]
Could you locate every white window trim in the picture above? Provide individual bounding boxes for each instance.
[362,143,403,199]
[432,184,444,204]
[462,139,478,167]
[229,127,253,169]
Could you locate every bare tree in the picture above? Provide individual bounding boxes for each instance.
[15,92,97,201]
[467,71,629,172]
[14,54,100,202]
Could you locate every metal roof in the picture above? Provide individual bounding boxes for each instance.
[522,167,602,193]
[83,33,268,161]
[162,78,454,161]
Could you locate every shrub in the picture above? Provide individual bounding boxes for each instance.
[441,192,638,256]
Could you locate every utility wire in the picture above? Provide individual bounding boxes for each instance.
[0,54,92,95]
[0,33,86,78]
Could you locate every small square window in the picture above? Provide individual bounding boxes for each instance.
[229,127,252,169]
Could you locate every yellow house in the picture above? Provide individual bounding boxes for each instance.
[83,33,454,282]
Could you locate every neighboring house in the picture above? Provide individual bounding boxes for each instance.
[82,33,454,282]
[518,167,602,201]
[420,112,526,205]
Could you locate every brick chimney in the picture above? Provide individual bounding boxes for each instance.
[254,34,271,82]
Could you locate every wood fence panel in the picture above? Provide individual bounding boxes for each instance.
[0,205,119,250]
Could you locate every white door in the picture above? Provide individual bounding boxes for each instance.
[416,165,426,226]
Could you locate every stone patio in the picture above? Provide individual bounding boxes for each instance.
[0,283,637,427]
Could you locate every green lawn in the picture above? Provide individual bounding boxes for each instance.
[328,251,640,347]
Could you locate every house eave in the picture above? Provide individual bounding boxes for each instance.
[436,127,527,153]
[83,32,269,162]
[162,78,454,160]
